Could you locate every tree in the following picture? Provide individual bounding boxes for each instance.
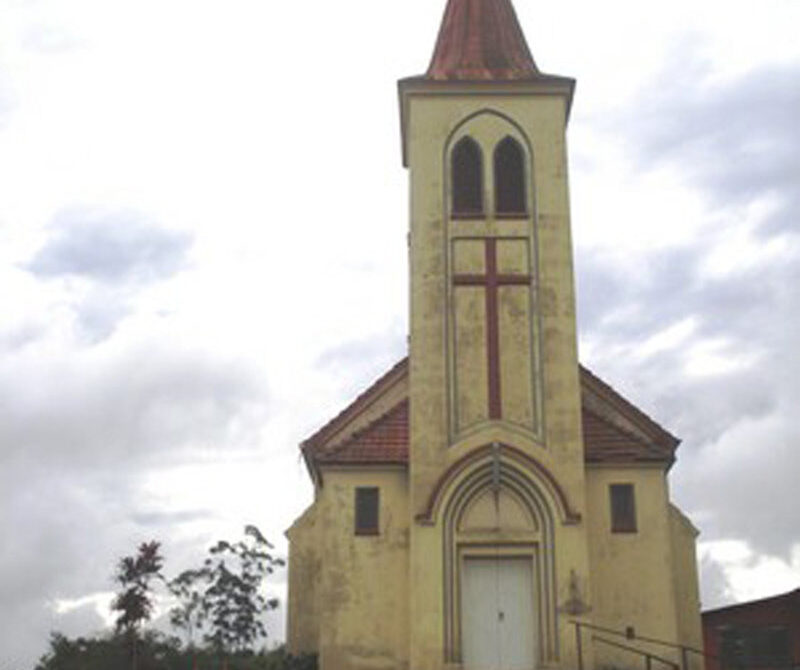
[35,630,183,670]
[170,525,284,659]
[111,540,165,670]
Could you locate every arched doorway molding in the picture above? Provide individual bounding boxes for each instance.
[428,443,579,665]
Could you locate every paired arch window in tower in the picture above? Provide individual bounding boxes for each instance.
[494,136,527,215]
[451,135,527,217]
[451,137,484,216]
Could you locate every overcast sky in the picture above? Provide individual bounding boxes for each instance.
[1,0,798,667]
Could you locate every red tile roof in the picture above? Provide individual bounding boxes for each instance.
[582,407,673,464]
[579,364,680,451]
[427,0,539,80]
[310,399,671,467]
[302,358,679,473]
[302,358,408,450]
[316,399,409,465]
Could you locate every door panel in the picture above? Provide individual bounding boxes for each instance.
[498,558,536,670]
[461,556,536,670]
[462,559,500,669]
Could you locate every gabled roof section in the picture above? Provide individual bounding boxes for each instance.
[427,0,539,80]
[579,364,680,454]
[302,358,408,450]
[301,357,680,481]
[582,407,673,464]
[316,399,408,466]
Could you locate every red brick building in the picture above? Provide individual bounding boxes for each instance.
[703,588,800,670]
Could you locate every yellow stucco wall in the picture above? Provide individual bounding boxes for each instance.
[670,504,705,670]
[586,466,691,668]
[286,79,703,670]
[286,504,321,654]
[401,81,592,670]
[288,468,410,670]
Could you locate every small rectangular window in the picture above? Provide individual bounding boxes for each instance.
[355,487,379,535]
[610,484,637,533]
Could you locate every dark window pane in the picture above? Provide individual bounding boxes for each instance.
[355,487,379,535]
[452,136,483,216]
[610,484,636,533]
[494,136,526,215]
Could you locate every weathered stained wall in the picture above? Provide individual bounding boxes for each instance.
[402,81,592,670]
[314,468,410,670]
[585,466,686,667]
[670,504,704,670]
[286,505,321,655]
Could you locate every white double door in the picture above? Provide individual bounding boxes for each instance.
[461,556,537,670]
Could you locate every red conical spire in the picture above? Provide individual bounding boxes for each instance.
[426,0,539,80]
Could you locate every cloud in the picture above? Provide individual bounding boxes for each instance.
[22,23,84,54]
[0,73,15,131]
[28,208,192,285]
[0,331,272,667]
[0,342,268,470]
[23,207,194,341]
[699,541,800,608]
[618,56,800,238]
[576,48,800,591]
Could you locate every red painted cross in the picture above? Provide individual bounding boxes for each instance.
[453,238,531,420]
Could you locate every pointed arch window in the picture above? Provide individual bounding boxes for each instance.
[451,136,484,217]
[494,136,527,216]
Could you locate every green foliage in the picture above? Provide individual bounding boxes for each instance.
[35,635,316,670]
[35,630,183,670]
[112,540,164,633]
[169,525,285,654]
[37,527,295,669]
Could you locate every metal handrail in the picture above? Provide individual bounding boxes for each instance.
[570,619,721,670]
[592,634,679,670]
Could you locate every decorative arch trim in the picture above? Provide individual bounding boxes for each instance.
[415,442,582,526]
[438,442,564,664]
[443,108,534,161]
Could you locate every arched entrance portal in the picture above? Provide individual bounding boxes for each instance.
[426,444,571,669]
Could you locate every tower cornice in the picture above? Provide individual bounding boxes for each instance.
[397,76,576,167]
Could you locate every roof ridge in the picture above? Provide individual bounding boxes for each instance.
[703,587,800,615]
[303,357,408,448]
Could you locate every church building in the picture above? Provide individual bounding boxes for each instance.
[286,0,703,668]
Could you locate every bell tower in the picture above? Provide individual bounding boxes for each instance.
[399,0,592,667]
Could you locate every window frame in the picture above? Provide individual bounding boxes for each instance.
[609,483,637,533]
[450,136,485,219]
[493,135,527,217]
[354,486,380,536]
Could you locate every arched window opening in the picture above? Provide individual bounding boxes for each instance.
[451,137,484,217]
[494,136,526,215]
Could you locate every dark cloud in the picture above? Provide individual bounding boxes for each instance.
[576,53,800,578]
[614,54,800,238]
[0,344,267,469]
[28,208,192,284]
